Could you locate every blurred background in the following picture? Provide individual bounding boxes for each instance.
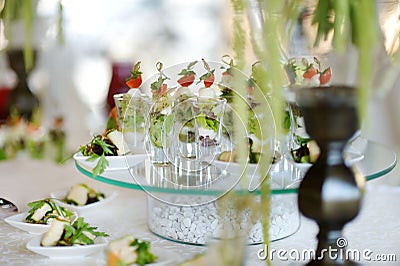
[0,0,231,148]
[0,0,399,184]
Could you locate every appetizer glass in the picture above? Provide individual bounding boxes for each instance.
[114,93,150,154]
[189,97,227,162]
[146,96,175,166]
[172,99,199,161]
[26,127,48,159]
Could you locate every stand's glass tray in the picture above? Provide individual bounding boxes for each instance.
[75,137,396,196]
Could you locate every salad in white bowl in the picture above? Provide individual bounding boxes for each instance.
[50,183,118,212]
[26,217,109,258]
[74,130,147,175]
[4,198,76,235]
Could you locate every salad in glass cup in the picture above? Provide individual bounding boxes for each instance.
[146,95,175,166]
[113,90,150,154]
[190,97,227,158]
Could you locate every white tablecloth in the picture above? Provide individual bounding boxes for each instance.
[0,159,399,265]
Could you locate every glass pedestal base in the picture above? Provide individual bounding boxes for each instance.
[147,193,300,245]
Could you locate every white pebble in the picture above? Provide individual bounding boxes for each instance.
[148,194,299,245]
[210,219,218,230]
[183,218,192,228]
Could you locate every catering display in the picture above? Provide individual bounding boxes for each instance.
[70,57,392,247]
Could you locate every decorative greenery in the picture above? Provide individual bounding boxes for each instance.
[225,0,382,264]
[311,0,379,122]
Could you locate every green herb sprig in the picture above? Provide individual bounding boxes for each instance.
[59,217,109,246]
[78,135,117,176]
[131,239,158,266]
[25,198,73,224]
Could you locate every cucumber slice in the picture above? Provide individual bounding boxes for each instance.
[307,140,320,163]
[107,130,131,155]
[41,218,69,247]
[30,202,52,222]
[218,151,233,162]
[66,184,89,206]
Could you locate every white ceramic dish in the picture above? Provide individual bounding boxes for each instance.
[50,189,118,212]
[107,247,177,265]
[209,140,365,177]
[291,141,365,171]
[73,152,147,172]
[207,157,260,177]
[142,247,177,265]
[26,235,108,259]
[4,212,50,235]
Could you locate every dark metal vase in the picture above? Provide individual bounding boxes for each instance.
[296,86,364,265]
[6,49,39,120]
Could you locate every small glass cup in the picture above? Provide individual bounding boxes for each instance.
[172,99,199,160]
[189,97,227,162]
[145,96,174,166]
[113,92,150,154]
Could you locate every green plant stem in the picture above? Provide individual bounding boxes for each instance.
[262,0,285,135]
[350,0,378,124]
[231,0,249,187]
[260,176,271,266]
[57,1,64,44]
[22,0,33,71]
[332,0,350,52]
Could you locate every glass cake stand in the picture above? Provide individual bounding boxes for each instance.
[75,137,396,245]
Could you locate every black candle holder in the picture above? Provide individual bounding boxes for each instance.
[296,86,364,265]
[6,49,39,120]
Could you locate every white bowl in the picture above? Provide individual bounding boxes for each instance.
[107,246,178,265]
[290,143,365,171]
[4,212,50,235]
[209,158,261,177]
[26,235,108,259]
[50,189,118,213]
[205,155,274,192]
[73,152,147,172]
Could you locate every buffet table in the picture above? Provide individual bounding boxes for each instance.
[0,154,399,265]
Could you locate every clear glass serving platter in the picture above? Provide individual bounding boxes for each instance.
[75,137,396,196]
[74,137,396,245]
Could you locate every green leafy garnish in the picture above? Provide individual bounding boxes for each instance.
[178,60,198,76]
[196,114,219,132]
[151,75,166,92]
[151,62,170,92]
[92,154,109,177]
[125,61,142,80]
[130,239,158,266]
[25,198,73,224]
[58,217,109,246]
[78,135,117,176]
[291,144,311,164]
